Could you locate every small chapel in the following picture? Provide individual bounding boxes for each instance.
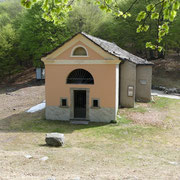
[42,32,153,122]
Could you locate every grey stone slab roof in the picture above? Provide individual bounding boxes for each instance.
[43,32,153,65]
[81,32,153,65]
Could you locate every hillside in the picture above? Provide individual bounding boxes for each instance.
[152,55,180,89]
[0,58,179,90]
[0,68,44,89]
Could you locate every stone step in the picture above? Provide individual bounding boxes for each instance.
[70,120,89,125]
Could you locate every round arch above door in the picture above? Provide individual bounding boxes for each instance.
[67,69,94,84]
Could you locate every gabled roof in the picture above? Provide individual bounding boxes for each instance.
[81,32,152,65]
[43,32,153,65]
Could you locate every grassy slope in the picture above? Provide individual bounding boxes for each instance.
[0,97,179,179]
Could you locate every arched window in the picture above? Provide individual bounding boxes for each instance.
[67,69,94,84]
[72,46,88,56]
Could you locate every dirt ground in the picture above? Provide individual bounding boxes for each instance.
[0,69,180,180]
[0,86,45,120]
[0,68,45,120]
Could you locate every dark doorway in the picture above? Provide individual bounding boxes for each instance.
[74,90,86,118]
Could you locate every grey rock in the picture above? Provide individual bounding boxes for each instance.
[177,88,180,94]
[24,154,32,159]
[47,177,56,180]
[152,85,166,91]
[165,88,177,94]
[159,86,166,91]
[40,156,49,161]
[168,161,178,165]
[152,85,180,95]
[6,88,16,92]
[71,177,80,180]
[45,133,64,147]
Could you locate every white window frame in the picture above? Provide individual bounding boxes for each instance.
[71,45,88,57]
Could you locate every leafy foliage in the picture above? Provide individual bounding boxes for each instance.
[17,1,71,67]
[0,0,22,80]
[66,0,105,34]
[20,0,180,51]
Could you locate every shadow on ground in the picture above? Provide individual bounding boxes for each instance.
[0,110,108,134]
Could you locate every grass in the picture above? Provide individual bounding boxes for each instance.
[3,97,177,138]
[5,110,158,139]
[150,97,179,109]
[129,105,148,113]
[0,96,180,179]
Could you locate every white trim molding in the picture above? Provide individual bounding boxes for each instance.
[41,59,121,65]
[115,64,119,117]
[71,45,89,57]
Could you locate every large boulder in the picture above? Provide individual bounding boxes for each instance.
[45,133,64,147]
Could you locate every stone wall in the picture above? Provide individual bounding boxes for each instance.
[120,61,136,108]
[45,106,70,121]
[136,65,152,102]
[45,106,116,123]
[89,107,115,123]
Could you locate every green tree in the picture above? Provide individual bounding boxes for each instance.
[66,0,106,34]
[95,0,160,59]
[165,12,180,55]
[0,0,22,80]
[17,1,71,67]
[21,0,180,51]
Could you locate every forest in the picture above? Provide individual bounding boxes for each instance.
[0,0,180,80]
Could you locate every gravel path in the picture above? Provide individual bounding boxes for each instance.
[151,89,180,99]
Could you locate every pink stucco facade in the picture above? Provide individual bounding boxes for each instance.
[42,33,120,122]
[45,64,116,108]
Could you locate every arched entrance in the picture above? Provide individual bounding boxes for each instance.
[67,69,93,119]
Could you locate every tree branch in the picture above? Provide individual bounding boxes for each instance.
[124,0,139,14]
